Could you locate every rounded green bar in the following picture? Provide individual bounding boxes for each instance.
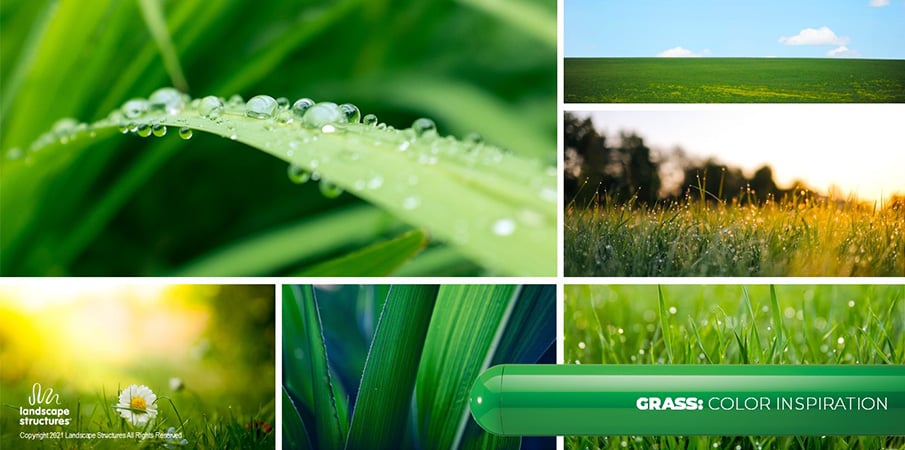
[469,364,905,436]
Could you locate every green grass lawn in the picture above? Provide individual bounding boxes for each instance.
[564,284,905,450]
[565,199,905,277]
[564,58,905,103]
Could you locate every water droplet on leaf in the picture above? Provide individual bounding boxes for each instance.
[291,98,315,120]
[199,96,224,119]
[319,180,343,198]
[179,127,193,140]
[363,114,378,126]
[122,99,149,119]
[137,124,152,137]
[301,102,345,128]
[339,103,360,123]
[148,87,184,114]
[287,164,310,184]
[402,196,421,210]
[412,118,436,137]
[246,95,278,119]
[152,124,167,137]
[492,218,516,236]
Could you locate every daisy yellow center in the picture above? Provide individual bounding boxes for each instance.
[130,397,147,411]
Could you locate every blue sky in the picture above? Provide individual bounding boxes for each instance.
[565,0,905,58]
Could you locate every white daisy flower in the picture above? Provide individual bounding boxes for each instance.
[115,384,158,426]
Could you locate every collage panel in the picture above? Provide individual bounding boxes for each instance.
[563,284,905,448]
[0,283,276,449]
[0,0,556,278]
[564,2,905,103]
[281,284,556,450]
[563,107,905,277]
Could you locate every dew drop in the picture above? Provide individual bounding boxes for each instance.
[199,96,224,119]
[246,95,278,119]
[151,124,167,137]
[119,124,130,134]
[276,97,290,110]
[287,164,310,184]
[148,87,184,114]
[122,99,149,119]
[402,196,421,210]
[6,147,23,160]
[137,124,152,137]
[412,118,436,137]
[492,218,516,236]
[363,114,378,126]
[291,98,315,119]
[179,127,193,140]
[301,102,345,128]
[464,132,483,144]
[52,118,79,133]
[367,175,383,190]
[339,103,361,123]
[319,180,343,198]
[227,94,244,108]
[669,306,677,314]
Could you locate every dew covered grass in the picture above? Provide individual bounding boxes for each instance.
[564,58,905,103]
[564,284,905,450]
[565,197,905,277]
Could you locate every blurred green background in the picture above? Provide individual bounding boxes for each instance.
[0,0,555,276]
[0,283,275,447]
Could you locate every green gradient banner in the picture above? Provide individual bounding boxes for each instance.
[470,365,905,436]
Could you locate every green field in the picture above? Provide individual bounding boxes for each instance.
[565,198,904,277]
[565,58,905,103]
[564,284,905,450]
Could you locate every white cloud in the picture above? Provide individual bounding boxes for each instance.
[827,46,861,58]
[656,46,711,57]
[869,0,889,6]
[779,26,850,46]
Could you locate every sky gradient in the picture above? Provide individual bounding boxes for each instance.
[565,0,905,59]
[572,107,905,203]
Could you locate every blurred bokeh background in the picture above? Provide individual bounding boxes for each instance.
[0,283,274,420]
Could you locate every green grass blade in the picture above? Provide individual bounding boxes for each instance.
[770,285,784,364]
[0,0,59,124]
[687,317,713,364]
[294,228,428,276]
[489,285,556,365]
[286,285,347,450]
[12,98,555,275]
[170,206,395,276]
[282,387,313,450]
[137,0,188,91]
[459,284,554,449]
[415,285,519,450]
[741,286,763,359]
[456,0,555,48]
[658,285,674,363]
[345,285,439,450]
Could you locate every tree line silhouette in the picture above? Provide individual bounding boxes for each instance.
[564,112,820,207]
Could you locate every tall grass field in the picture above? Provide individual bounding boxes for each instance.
[565,197,904,277]
[564,284,905,450]
[564,58,905,103]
